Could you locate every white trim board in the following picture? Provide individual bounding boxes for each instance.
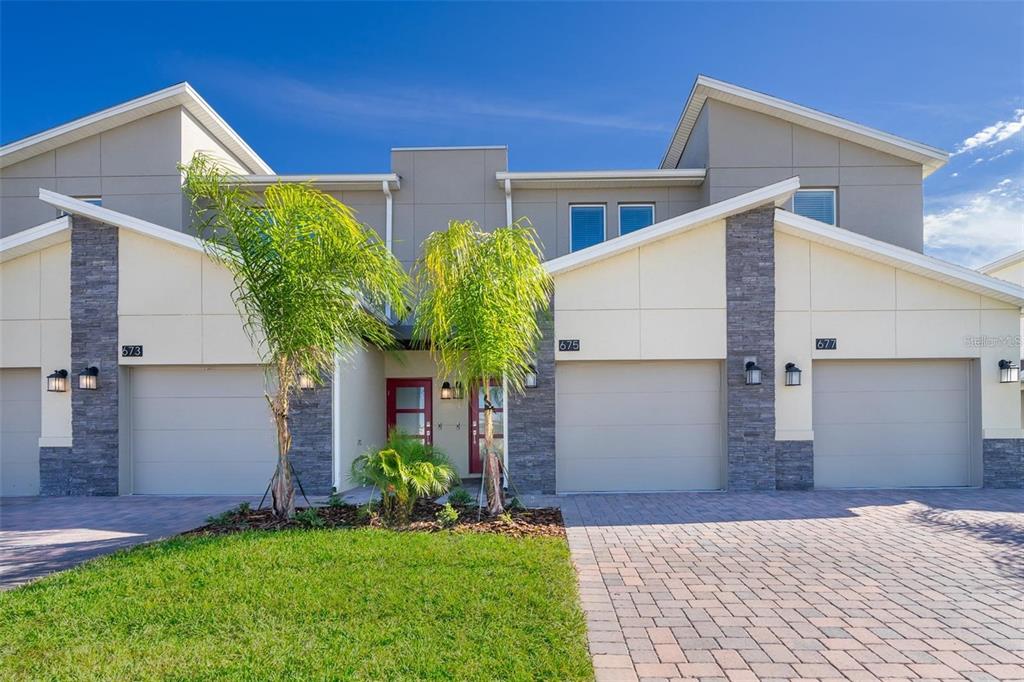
[660,75,948,178]
[232,173,401,192]
[36,189,204,253]
[775,209,1024,307]
[0,82,272,174]
[545,177,800,276]
[497,169,705,189]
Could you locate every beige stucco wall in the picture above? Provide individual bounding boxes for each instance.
[384,351,475,478]
[987,260,1024,287]
[553,220,727,362]
[775,231,1022,439]
[118,229,261,365]
[0,241,72,446]
[336,346,385,490]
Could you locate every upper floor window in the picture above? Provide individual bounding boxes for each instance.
[619,204,655,236]
[570,205,605,252]
[793,189,836,226]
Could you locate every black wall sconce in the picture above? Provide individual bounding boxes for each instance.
[440,381,464,400]
[784,362,802,387]
[999,359,1019,384]
[47,369,68,392]
[744,360,762,386]
[78,366,99,390]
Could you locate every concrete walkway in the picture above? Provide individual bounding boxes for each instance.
[546,489,1024,682]
[0,495,254,589]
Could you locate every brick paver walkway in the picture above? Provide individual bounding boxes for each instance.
[555,490,1024,682]
[0,495,256,589]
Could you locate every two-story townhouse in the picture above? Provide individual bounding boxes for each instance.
[2,76,1021,498]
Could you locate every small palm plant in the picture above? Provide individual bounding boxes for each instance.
[182,154,408,519]
[413,219,552,515]
[350,430,459,525]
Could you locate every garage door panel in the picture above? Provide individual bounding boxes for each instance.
[132,429,276,463]
[131,366,269,398]
[133,461,274,496]
[813,390,968,425]
[556,360,723,492]
[558,455,722,492]
[557,360,721,394]
[558,391,720,427]
[131,396,273,430]
[1,369,41,496]
[558,424,722,460]
[813,360,972,488]
[817,453,969,489]
[131,366,278,495]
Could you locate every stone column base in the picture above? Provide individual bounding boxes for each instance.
[983,438,1023,488]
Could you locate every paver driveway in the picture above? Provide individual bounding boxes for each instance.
[0,495,254,589]
[556,489,1024,682]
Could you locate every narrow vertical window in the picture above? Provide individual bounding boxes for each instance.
[619,204,655,236]
[570,205,606,252]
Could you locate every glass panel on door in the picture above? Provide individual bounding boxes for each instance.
[386,378,432,444]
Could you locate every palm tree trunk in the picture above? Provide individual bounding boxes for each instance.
[270,357,296,519]
[483,377,504,515]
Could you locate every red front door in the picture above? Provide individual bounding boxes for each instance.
[386,378,433,444]
[469,382,503,474]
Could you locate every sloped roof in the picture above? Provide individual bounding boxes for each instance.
[0,83,272,174]
[0,190,204,263]
[979,249,1024,276]
[775,210,1024,307]
[660,75,949,178]
[544,177,800,276]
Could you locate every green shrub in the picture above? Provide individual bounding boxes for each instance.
[508,497,525,511]
[436,503,459,528]
[295,508,325,529]
[206,511,233,526]
[350,430,459,526]
[498,512,514,526]
[326,492,345,508]
[236,501,252,514]
[447,487,474,507]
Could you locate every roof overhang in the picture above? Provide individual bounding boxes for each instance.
[979,249,1024,276]
[497,168,705,190]
[545,177,800,276]
[0,83,272,174]
[35,189,204,253]
[0,216,71,263]
[230,173,401,192]
[775,209,1024,307]
[660,75,949,178]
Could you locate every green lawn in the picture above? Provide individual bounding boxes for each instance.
[0,529,593,681]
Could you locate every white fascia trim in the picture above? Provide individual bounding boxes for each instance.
[392,145,507,152]
[232,173,401,192]
[775,209,1024,307]
[38,189,204,253]
[497,168,706,188]
[0,215,71,262]
[0,82,272,174]
[545,177,800,276]
[660,75,949,177]
[979,249,1024,275]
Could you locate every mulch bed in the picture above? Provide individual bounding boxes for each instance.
[184,498,565,539]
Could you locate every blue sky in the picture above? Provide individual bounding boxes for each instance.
[2,2,1021,266]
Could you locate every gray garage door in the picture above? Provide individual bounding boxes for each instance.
[130,366,277,495]
[556,360,723,492]
[0,368,41,496]
[813,360,972,488]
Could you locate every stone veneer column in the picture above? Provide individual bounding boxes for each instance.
[775,440,813,490]
[42,217,121,495]
[983,438,1023,488]
[507,301,556,494]
[725,206,777,490]
[289,372,334,495]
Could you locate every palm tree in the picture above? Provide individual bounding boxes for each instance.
[181,154,409,518]
[413,219,552,515]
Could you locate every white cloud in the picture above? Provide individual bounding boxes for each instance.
[989,148,1016,161]
[925,184,1024,267]
[953,109,1024,156]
